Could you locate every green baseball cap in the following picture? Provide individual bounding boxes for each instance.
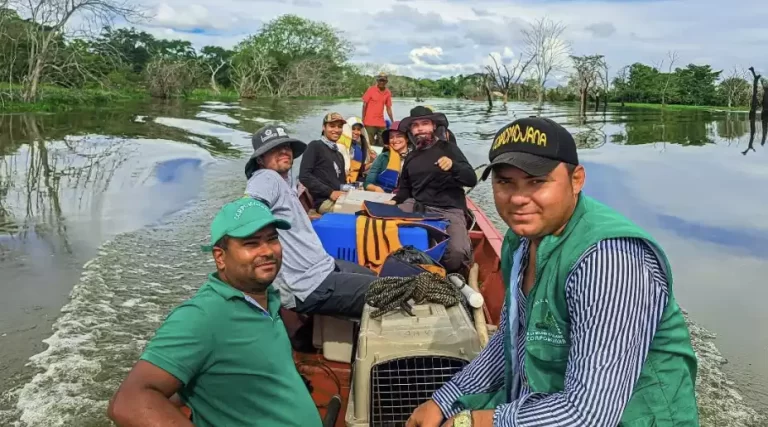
[201,197,291,252]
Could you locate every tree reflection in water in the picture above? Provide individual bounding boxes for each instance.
[0,113,133,255]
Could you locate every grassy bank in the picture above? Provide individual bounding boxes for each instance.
[0,85,368,113]
[0,85,148,112]
[612,102,749,112]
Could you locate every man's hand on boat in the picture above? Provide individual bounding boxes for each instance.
[435,156,453,171]
[408,400,494,427]
[366,184,385,193]
[406,400,443,427]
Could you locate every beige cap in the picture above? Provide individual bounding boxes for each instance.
[323,112,345,124]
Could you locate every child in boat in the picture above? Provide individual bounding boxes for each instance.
[364,120,412,193]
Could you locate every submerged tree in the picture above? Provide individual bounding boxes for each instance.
[484,51,535,106]
[571,54,605,116]
[719,68,750,108]
[522,17,570,108]
[656,50,679,106]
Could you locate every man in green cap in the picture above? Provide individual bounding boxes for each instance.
[108,198,322,427]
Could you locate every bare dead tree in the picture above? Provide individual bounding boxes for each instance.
[720,67,748,108]
[656,50,678,107]
[205,60,226,94]
[278,58,337,97]
[571,55,605,117]
[485,51,535,106]
[598,61,609,112]
[231,54,275,98]
[613,65,630,106]
[144,57,198,99]
[483,73,493,110]
[9,0,143,102]
[522,17,570,109]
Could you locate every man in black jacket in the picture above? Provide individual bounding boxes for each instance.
[299,112,347,213]
[392,106,477,273]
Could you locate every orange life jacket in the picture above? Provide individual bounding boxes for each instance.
[355,215,448,275]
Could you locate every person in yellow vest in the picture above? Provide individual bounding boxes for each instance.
[364,120,412,193]
[337,116,375,184]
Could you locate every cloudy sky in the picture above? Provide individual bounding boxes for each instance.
[133,0,768,81]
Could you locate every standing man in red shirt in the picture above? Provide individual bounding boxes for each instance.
[362,72,394,146]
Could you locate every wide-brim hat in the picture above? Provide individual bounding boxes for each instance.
[399,105,449,132]
[245,125,307,179]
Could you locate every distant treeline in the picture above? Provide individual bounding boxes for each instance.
[549,61,765,109]
[0,3,764,109]
[0,9,489,104]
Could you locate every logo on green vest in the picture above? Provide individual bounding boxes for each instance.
[527,300,566,346]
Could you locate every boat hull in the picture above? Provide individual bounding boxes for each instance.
[283,190,505,426]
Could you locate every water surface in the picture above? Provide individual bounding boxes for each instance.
[0,99,766,426]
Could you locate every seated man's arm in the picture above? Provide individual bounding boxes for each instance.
[491,238,668,427]
[299,143,336,200]
[443,143,477,188]
[430,301,509,418]
[108,361,192,427]
[392,164,412,203]
[245,171,280,207]
[108,304,212,427]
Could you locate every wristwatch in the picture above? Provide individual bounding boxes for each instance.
[454,410,473,427]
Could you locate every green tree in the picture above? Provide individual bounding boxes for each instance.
[674,64,721,106]
[238,14,352,69]
[623,63,663,103]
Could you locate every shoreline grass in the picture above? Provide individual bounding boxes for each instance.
[610,102,750,112]
[2,86,755,114]
[0,86,369,113]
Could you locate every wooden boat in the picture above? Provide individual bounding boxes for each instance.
[278,184,506,427]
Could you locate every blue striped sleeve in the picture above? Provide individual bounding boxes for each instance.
[432,299,508,418]
[493,238,669,427]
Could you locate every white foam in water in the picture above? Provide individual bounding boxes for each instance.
[154,117,251,148]
[195,111,240,125]
[0,159,244,427]
[200,102,245,111]
[246,116,283,125]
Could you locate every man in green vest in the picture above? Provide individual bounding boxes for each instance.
[407,117,699,427]
[108,198,322,427]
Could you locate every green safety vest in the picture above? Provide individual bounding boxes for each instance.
[457,194,700,426]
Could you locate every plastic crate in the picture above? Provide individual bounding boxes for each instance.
[311,213,447,263]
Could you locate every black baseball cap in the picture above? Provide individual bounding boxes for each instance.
[480,117,578,180]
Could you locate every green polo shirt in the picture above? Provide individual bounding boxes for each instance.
[140,273,322,427]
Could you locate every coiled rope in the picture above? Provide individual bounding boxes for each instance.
[365,272,464,318]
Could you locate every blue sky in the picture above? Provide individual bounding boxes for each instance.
[132,0,768,81]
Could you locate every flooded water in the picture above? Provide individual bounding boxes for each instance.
[0,99,766,426]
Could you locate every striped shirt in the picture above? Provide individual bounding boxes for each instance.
[432,237,670,426]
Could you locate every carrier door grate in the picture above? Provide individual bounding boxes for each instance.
[370,356,468,426]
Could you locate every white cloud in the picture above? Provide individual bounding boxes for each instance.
[101,0,768,79]
[409,47,444,65]
[150,2,244,32]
